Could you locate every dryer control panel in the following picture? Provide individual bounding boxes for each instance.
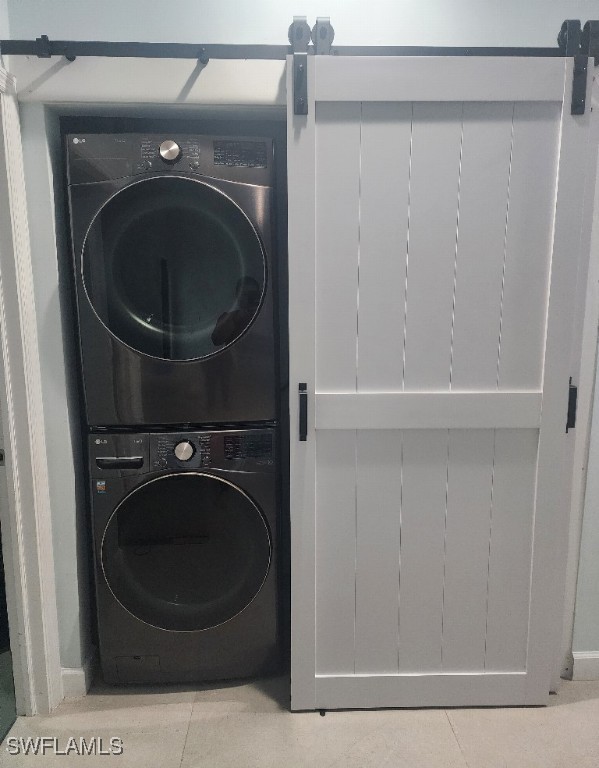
[67,133,274,187]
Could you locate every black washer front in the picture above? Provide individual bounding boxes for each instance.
[101,473,271,632]
[82,176,266,361]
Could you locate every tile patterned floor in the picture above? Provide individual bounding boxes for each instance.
[1,677,598,767]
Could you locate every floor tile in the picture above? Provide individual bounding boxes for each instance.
[447,681,599,768]
[182,707,467,768]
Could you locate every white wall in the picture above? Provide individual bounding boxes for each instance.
[5,0,599,47]
[19,103,92,679]
[0,0,8,39]
[573,337,599,679]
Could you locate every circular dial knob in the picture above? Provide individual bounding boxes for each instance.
[159,139,181,162]
[174,440,195,462]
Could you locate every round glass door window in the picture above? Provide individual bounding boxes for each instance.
[82,176,266,360]
[101,473,271,631]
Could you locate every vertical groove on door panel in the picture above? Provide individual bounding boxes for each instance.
[483,429,498,665]
[353,429,358,673]
[449,102,515,391]
[441,429,495,671]
[355,430,403,673]
[485,429,538,671]
[495,105,516,390]
[496,103,561,391]
[440,428,451,665]
[398,430,448,672]
[401,105,414,391]
[397,431,404,672]
[448,105,465,389]
[402,102,464,390]
[315,102,361,393]
[355,105,363,394]
[315,430,357,675]
[357,102,412,392]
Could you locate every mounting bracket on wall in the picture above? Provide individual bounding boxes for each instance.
[558,19,599,115]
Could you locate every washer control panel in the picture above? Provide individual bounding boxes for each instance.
[152,433,211,471]
[224,433,273,461]
[91,430,276,476]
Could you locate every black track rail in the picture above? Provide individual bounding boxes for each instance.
[0,39,566,61]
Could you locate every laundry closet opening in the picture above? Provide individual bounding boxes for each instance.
[17,106,290,695]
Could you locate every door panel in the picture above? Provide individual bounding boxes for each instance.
[485,428,538,671]
[289,54,595,709]
[497,103,560,390]
[358,103,412,392]
[315,430,356,674]
[397,429,448,672]
[355,430,403,674]
[315,104,361,393]
[403,103,464,390]
[441,428,495,672]
[449,102,514,390]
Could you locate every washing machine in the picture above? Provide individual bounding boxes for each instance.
[67,132,277,427]
[89,427,279,684]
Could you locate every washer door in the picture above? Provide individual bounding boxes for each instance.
[101,473,272,631]
[82,176,266,360]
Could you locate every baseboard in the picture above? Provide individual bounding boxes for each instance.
[61,650,97,698]
[572,651,599,681]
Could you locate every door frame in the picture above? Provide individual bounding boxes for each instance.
[0,65,62,715]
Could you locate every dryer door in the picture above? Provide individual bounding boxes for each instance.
[101,473,272,631]
[81,176,266,360]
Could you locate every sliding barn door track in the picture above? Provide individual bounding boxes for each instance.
[1,17,598,114]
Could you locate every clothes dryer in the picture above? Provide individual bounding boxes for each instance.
[67,133,277,427]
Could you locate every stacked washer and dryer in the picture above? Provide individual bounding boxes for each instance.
[67,132,280,684]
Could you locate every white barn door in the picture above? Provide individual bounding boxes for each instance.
[288,54,596,710]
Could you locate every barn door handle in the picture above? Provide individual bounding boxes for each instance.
[299,383,308,441]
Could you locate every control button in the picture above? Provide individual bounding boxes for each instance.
[189,160,200,170]
[159,139,181,162]
[174,440,195,462]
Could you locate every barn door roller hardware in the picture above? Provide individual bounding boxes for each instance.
[289,16,335,115]
[288,17,310,116]
[558,20,599,115]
